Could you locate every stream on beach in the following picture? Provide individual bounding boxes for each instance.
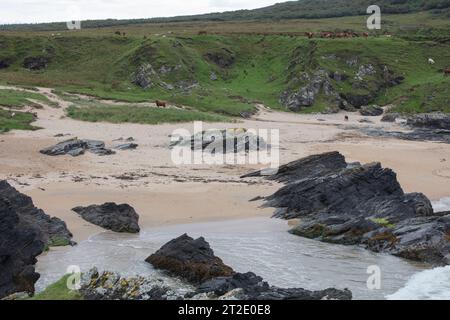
[35,200,450,301]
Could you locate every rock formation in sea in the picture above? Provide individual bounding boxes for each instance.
[146,234,234,284]
[0,181,73,299]
[242,152,450,266]
[72,203,140,233]
[79,235,352,300]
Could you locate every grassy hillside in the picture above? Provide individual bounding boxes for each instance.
[1,0,449,32]
[0,32,448,118]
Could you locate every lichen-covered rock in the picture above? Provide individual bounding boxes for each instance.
[146,234,234,284]
[72,203,140,233]
[406,113,450,130]
[79,268,192,300]
[0,180,73,247]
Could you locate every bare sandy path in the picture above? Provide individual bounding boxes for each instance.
[1,86,449,241]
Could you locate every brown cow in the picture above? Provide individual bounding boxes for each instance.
[305,32,314,39]
[444,68,450,76]
[363,32,369,38]
[198,30,208,36]
[155,100,167,108]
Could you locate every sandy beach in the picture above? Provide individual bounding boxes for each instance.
[1,86,449,242]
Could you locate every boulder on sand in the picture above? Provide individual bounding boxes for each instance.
[40,138,116,157]
[359,105,384,116]
[0,181,73,298]
[146,234,234,284]
[72,203,140,233]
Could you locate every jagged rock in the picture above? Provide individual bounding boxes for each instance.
[0,197,43,299]
[341,92,374,108]
[197,272,352,300]
[247,152,449,265]
[0,181,73,298]
[72,203,140,233]
[131,63,156,89]
[356,64,376,80]
[360,105,384,116]
[241,151,347,183]
[0,181,73,247]
[146,234,234,284]
[23,56,49,70]
[40,138,115,157]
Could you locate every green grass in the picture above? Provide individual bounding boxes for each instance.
[0,29,449,117]
[66,104,230,124]
[30,275,83,300]
[0,88,57,108]
[370,218,396,229]
[0,109,36,132]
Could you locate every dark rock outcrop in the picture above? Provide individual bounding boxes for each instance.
[146,234,234,284]
[0,59,11,69]
[40,138,116,157]
[244,152,450,265]
[0,181,73,247]
[197,272,352,300]
[0,197,43,299]
[72,203,140,233]
[23,56,50,70]
[406,113,450,130]
[360,105,384,116]
[241,151,347,183]
[0,181,73,299]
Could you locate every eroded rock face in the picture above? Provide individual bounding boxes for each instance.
[244,152,450,265]
[23,56,49,70]
[0,181,73,298]
[72,203,140,233]
[0,198,43,299]
[0,181,73,247]
[146,234,234,284]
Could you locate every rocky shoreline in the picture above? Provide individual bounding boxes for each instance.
[243,152,450,266]
[0,181,73,298]
[79,234,352,300]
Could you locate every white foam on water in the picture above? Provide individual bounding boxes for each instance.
[432,197,450,212]
[386,266,450,300]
